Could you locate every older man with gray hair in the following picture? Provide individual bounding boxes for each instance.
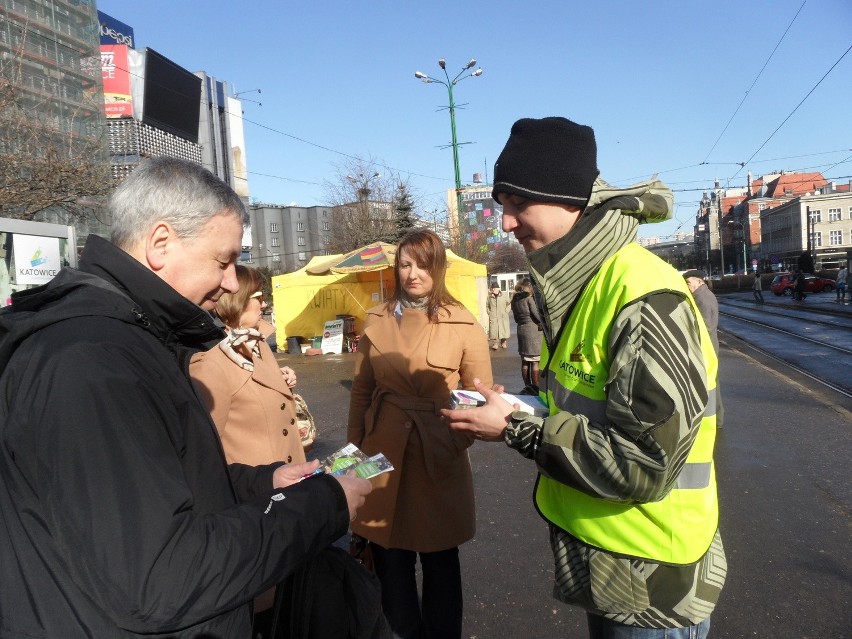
[0,157,371,638]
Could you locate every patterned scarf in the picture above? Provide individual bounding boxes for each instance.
[399,293,429,311]
[526,176,672,347]
[218,327,264,372]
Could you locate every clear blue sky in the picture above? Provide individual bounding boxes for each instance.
[96,0,851,240]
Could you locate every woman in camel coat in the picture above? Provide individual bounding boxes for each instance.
[348,229,492,639]
[190,265,304,637]
[190,266,304,467]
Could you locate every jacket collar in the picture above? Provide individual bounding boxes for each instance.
[526,177,672,345]
[77,234,224,349]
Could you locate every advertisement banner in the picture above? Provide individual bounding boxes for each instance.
[101,44,133,118]
[98,11,135,48]
[320,319,344,354]
[13,234,61,285]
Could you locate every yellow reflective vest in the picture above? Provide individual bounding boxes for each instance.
[535,243,718,564]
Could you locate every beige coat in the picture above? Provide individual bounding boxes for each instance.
[348,302,492,552]
[190,338,306,467]
[487,291,511,340]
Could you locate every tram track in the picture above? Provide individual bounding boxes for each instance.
[717,298,852,399]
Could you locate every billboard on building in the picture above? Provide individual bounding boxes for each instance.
[141,49,202,143]
[97,11,135,48]
[101,44,133,118]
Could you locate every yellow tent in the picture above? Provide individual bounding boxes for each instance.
[271,248,488,347]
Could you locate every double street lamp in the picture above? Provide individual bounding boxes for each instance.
[414,58,483,255]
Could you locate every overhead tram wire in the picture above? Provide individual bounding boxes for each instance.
[700,0,806,165]
[725,42,852,187]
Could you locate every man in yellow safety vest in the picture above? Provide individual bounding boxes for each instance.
[443,117,726,639]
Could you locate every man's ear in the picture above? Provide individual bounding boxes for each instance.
[145,222,174,272]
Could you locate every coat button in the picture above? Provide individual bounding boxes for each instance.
[404,420,412,429]
[287,455,292,463]
[283,428,288,436]
[280,403,286,410]
[290,418,295,425]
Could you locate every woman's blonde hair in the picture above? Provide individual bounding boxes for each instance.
[214,265,266,328]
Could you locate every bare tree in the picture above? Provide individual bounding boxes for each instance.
[486,241,527,274]
[0,32,111,224]
[324,157,428,253]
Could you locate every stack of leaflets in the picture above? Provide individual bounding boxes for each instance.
[304,443,394,481]
[449,389,549,416]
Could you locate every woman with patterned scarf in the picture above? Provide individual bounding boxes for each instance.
[348,229,492,639]
[190,264,304,637]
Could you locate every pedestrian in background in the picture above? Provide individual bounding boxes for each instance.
[348,229,492,639]
[510,277,542,393]
[0,157,371,637]
[794,270,807,301]
[486,284,511,349]
[444,117,724,639]
[836,264,847,303]
[752,272,764,304]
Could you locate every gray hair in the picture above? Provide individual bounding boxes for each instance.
[109,157,249,249]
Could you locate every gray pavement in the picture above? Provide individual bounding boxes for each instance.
[278,324,851,638]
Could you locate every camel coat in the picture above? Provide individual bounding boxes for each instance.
[348,302,492,552]
[190,337,306,467]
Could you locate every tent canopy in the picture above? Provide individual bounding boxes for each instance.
[271,247,487,344]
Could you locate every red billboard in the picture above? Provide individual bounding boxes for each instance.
[101,44,132,118]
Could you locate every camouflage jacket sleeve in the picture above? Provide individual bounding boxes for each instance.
[504,291,708,504]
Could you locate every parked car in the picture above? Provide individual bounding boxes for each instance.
[769,273,835,296]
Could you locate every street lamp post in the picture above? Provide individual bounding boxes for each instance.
[414,58,483,256]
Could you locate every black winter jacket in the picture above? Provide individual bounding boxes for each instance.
[0,235,349,638]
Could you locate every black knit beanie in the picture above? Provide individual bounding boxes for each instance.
[492,117,599,209]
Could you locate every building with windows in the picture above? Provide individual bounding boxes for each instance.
[694,171,830,275]
[448,183,511,261]
[98,12,249,204]
[245,204,333,274]
[760,181,852,271]
[1,0,109,241]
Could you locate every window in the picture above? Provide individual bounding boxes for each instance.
[298,252,307,261]
[270,223,279,233]
[849,206,852,220]
[828,208,841,222]
[809,209,821,223]
[812,232,822,248]
[829,230,843,246]
[323,221,330,231]
[272,254,281,263]
[297,222,304,231]
[297,236,306,246]
[270,237,280,247]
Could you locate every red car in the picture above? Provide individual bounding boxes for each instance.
[770,273,836,296]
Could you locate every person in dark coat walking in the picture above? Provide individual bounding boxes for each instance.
[510,278,543,392]
[794,271,808,301]
[0,157,371,638]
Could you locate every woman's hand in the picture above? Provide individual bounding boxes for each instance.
[280,366,297,388]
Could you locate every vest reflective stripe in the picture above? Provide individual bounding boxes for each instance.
[535,243,719,565]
